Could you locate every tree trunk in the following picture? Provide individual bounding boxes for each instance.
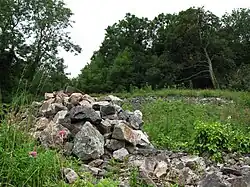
[203,47,219,89]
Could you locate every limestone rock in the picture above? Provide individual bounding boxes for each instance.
[128,110,144,130]
[72,122,104,161]
[34,117,49,131]
[62,168,79,184]
[40,101,67,117]
[112,121,141,145]
[63,142,74,156]
[69,93,83,105]
[154,160,168,178]
[82,94,95,104]
[105,139,125,151]
[92,101,110,110]
[53,110,70,125]
[113,148,129,161]
[221,167,242,176]
[140,157,158,175]
[100,104,116,117]
[88,159,104,168]
[82,164,102,175]
[198,173,227,187]
[38,121,70,148]
[134,130,153,148]
[107,95,123,102]
[69,105,102,125]
[117,110,143,130]
[139,168,157,187]
[181,155,206,172]
[79,100,92,108]
[97,119,112,135]
[45,92,54,100]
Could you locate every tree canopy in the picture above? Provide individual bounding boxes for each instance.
[75,7,250,93]
[0,0,81,103]
[1,4,250,103]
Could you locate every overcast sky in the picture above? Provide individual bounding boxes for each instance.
[61,0,250,78]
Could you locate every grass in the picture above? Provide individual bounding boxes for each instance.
[93,87,250,107]
[0,119,62,186]
[0,88,249,186]
[136,96,250,160]
[0,116,124,186]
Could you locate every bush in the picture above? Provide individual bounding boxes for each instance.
[190,121,250,161]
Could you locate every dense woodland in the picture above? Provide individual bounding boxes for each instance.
[75,7,250,93]
[1,0,250,103]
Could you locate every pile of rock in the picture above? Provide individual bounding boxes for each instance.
[30,91,153,162]
[27,91,250,187]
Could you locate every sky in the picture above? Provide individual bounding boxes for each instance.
[61,0,250,78]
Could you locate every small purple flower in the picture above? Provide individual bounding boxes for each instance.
[29,151,37,158]
[59,130,66,138]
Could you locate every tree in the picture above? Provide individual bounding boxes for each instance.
[74,7,250,93]
[0,0,82,102]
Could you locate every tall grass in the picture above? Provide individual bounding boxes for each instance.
[0,119,63,186]
[141,98,250,155]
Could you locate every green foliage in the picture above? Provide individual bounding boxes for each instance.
[0,0,81,103]
[0,117,121,187]
[0,120,62,186]
[129,167,154,187]
[140,96,250,161]
[74,7,250,93]
[95,179,119,187]
[68,177,119,187]
[190,121,230,161]
[190,121,250,161]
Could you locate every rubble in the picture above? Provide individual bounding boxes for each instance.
[26,91,250,186]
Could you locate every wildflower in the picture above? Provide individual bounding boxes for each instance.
[29,151,37,158]
[59,130,66,138]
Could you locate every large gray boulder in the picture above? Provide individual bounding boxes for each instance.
[69,105,102,125]
[198,173,228,187]
[97,119,112,135]
[112,121,141,146]
[105,139,125,151]
[100,104,116,117]
[72,122,104,161]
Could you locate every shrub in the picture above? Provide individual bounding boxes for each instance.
[190,121,250,161]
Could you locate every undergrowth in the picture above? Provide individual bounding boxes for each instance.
[141,98,250,161]
[0,119,62,186]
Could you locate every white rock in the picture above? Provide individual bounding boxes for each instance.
[45,93,54,100]
[108,95,122,102]
[113,148,129,160]
[154,161,168,178]
[35,117,49,131]
[62,168,78,184]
